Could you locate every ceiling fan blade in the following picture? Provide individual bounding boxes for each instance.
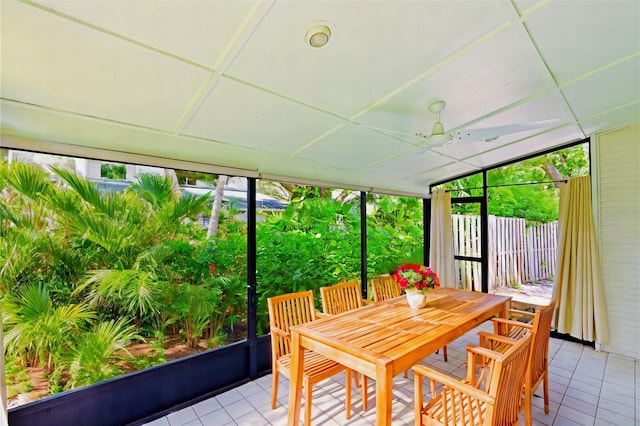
[453,119,560,143]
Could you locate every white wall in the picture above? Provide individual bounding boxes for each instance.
[593,122,640,359]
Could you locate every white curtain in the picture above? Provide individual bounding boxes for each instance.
[429,190,456,288]
[553,176,609,343]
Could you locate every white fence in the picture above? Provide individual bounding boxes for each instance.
[452,215,558,291]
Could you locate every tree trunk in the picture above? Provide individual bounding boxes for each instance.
[207,175,229,239]
[542,162,565,188]
[164,168,182,195]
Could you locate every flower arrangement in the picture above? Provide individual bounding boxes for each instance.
[392,264,440,293]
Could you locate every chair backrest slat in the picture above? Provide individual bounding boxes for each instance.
[320,281,363,315]
[371,275,402,302]
[267,291,316,359]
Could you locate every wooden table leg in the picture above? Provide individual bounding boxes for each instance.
[501,300,509,318]
[498,300,509,335]
[375,363,393,426]
[287,332,304,426]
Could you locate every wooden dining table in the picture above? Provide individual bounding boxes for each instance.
[286,287,511,426]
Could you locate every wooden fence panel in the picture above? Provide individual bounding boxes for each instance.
[451,215,557,290]
[525,221,558,282]
[452,215,481,290]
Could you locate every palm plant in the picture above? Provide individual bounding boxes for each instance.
[159,282,220,348]
[74,269,159,328]
[57,318,141,390]
[128,173,175,208]
[0,162,54,229]
[204,275,246,343]
[0,229,47,293]
[1,283,95,372]
[128,172,210,240]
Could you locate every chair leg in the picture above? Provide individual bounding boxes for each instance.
[524,385,532,426]
[305,384,313,426]
[362,375,368,411]
[443,345,448,362]
[346,369,352,419]
[354,371,361,388]
[271,369,279,409]
[543,369,549,414]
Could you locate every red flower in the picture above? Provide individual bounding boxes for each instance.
[209,263,216,276]
[392,264,440,292]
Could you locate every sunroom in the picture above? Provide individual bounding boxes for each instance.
[1,1,638,425]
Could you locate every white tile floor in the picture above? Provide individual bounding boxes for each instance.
[142,322,638,426]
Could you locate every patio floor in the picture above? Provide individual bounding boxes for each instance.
[142,322,638,426]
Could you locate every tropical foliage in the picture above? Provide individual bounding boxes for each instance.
[0,143,587,401]
[0,161,246,395]
[441,144,588,223]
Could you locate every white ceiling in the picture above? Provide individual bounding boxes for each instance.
[1,0,639,196]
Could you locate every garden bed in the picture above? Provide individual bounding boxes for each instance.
[7,323,248,408]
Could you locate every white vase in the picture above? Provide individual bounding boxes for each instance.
[405,289,427,309]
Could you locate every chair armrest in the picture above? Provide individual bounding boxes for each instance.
[477,332,520,357]
[509,308,535,318]
[477,331,520,346]
[362,299,375,305]
[465,343,508,360]
[270,326,290,339]
[412,364,495,404]
[491,317,533,335]
[316,311,331,319]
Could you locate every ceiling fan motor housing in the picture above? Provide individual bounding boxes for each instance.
[432,121,445,136]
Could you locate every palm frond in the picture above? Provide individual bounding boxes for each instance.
[59,317,140,390]
[51,166,112,215]
[76,269,158,318]
[128,173,175,208]
[0,203,32,230]
[166,192,210,222]
[44,188,82,218]
[2,163,53,200]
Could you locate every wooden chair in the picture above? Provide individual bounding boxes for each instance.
[478,300,556,426]
[320,279,373,314]
[267,290,352,425]
[413,330,532,426]
[370,274,448,364]
[319,281,370,411]
[370,274,403,302]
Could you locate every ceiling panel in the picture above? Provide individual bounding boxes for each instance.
[182,77,344,154]
[562,58,640,119]
[365,148,457,179]
[1,1,211,130]
[294,124,413,170]
[225,0,507,117]
[355,24,556,136]
[579,103,640,136]
[525,0,640,83]
[464,126,587,169]
[410,160,481,187]
[31,0,258,67]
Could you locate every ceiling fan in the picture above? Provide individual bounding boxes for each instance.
[360,99,560,149]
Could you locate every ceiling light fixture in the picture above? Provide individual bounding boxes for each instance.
[306,24,332,48]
